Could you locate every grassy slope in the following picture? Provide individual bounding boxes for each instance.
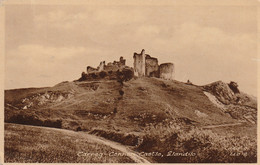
[4,78,257,163]
[5,123,135,163]
[5,78,238,131]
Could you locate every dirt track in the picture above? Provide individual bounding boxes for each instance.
[8,124,151,163]
[201,122,243,129]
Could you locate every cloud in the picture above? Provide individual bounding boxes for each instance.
[34,10,89,29]
[5,44,104,89]
[34,8,146,30]
[17,44,86,60]
[5,5,257,96]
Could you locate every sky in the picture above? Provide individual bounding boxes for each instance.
[4,2,258,96]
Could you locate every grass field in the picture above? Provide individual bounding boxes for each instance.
[4,123,135,163]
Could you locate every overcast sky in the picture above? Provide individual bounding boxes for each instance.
[5,2,257,96]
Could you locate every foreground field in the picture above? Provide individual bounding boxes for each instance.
[5,123,149,163]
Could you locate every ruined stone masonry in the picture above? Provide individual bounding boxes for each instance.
[79,56,133,81]
[86,57,126,74]
[133,49,174,80]
[80,49,174,81]
[159,63,174,80]
[133,49,146,77]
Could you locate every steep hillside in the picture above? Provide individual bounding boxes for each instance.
[5,78,243,131]
[4,77,257,163]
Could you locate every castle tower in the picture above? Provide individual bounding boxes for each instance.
[159,63,174,80]
[133,49,145,77]
[145,54,159,77]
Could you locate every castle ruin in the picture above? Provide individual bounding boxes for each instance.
[80,49,174,81]
[86,56,127,74]
[133,49,174,80]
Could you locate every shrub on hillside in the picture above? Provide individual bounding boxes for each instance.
[108,70,113,75]
[116,68,134,82]
[121,68,134,81]
[99,71,107,78]
[43,119,62,128]
[90,73,98,79]
[7,114,43,126]
[78,72,88,81]
[138,123,257,163]
[119,90,124,96]
[6,114,62,129]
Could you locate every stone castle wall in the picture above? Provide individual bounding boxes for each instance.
[133,49,145,77]
[87,66,98,74]
[80,56,131,81]
[133,49,174,80]
[97,61,105,72]
[145,55,159,77]
[87,57,126,74]
[159,63,174,80]
[85,49,174,81]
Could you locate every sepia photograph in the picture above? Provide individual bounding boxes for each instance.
[2,0,258,163]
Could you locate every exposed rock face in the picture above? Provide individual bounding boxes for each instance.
[203,81,257,110]
[20,91,74,110]
[203,82,257,124]
[133,49,145,77]
[203,81,237,105]
[145,55,159,77]
[228,81,240,94]
[159,63,174,80]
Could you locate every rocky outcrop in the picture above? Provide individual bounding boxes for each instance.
[228,81,240,94]
[203,81,237,105]
[203,81,257,124]
[20,91,74,110]
[202,81,257,110]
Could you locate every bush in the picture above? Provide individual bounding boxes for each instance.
[90,73,98,79]
[138,122,257,163]
[7,114,43,126]
[6,114,62,129]
[119,90,124,96]
[76,126,82,131]
[78,72,87,81]
[43,119,62,128]
[99,71,107,78]
[121,68,134,81]
[116,68,134,82]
